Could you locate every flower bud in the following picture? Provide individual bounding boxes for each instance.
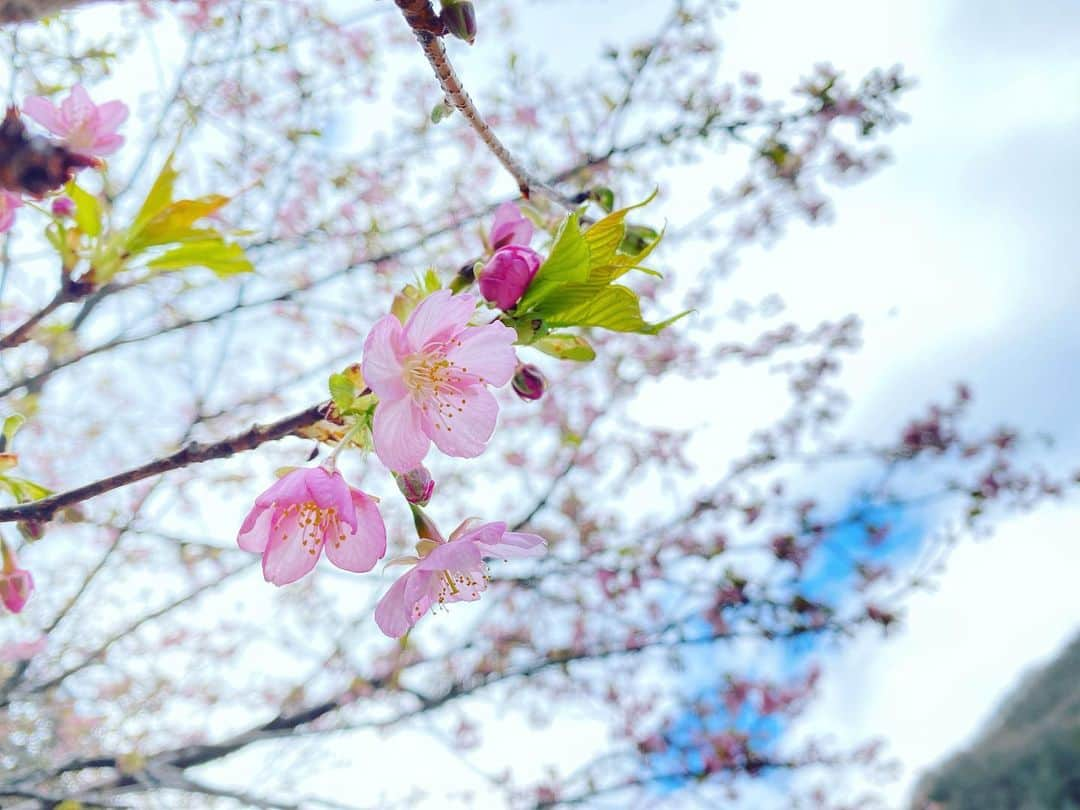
[440,0,477,44]
[489,201,533,250]
[478,245,541,310]
[409,504,444,543]
[395,465,435,506]
[0,539,34,614]
[51,196,75,217]
[512,363,546,401]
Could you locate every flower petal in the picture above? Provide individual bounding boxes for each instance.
[304,468,357,530]
[375,568,435,638]
[324,491,386,574]
[261,511,321,585]
[446,322,517,388]
[416,538,484,572]
[362,314,408,400]
[22,96,61,133]
[481,531,547,559]
[254,468,311,508]
[404,289,475,350]
[373,395,430,473]
[426,384,498,459]
[237,504,273,552]
[94,100,129,131]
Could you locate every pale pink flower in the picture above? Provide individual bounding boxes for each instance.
[23,85,128,158]
[478,245,542,310]
[374,520,545,638]
[0,540,33,614]
[489,201,533,249]
[0,637,45,662]
[362,290,517,473]
[0,191,22,234]
[237,466,386,585]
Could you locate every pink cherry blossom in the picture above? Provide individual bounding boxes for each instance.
[23,85,128,158]
[374,520,545,638]
[0,190,22,234]
[489,201,533,249]
[0,637,46,662]
[362,290,517,473]
[237,466,387,585]
[0,540,34,613]
[478,244,542,310]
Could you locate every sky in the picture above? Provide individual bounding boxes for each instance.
[4,0,1079,806]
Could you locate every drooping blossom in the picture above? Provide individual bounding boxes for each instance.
[489,201,533,250]
[478,244,542,310]
[394,465,435,506]
[0,190,22,233]
[0,539,34,614]
[23,85,128,158]
[362,289,517,473]
[237,466,386,585]
[374,519,545,638]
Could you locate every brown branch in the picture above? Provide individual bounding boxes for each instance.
[0,0,104,24]
[0,401,330,524]
[394,0,577,210]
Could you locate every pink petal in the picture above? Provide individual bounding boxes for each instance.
[254,468,311,508]
[481,531,546,559]
[324,492,386,574]
[22,96,62,133]
[446,322,518,388]
[94,100,129,131]
[361,314,408,400]
[416,538,484,572]
[90,132,125,156]
[303,468,357,530]
[60,84,94,128]
[261,512,321,585]
[404,290,476,350]
[375,568,435,638]
[425,384,498,459]
[373,395,430,473]
[237,504,273,552]
[490,201,534,249]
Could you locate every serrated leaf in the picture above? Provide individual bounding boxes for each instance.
[127,195,230,253]
[534,333,596,362]
[517,211,590,311]
[146,238,253,277]
[582,189,658,268]
[538,284,686,335]
[64,181,102,237]
[132,154,179,234]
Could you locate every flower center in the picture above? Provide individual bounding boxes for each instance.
[403,349,471,432]
[275,501,345,556]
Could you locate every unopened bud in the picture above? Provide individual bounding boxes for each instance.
[17,520,45,542]
[512,363,546,401]
[395,465,435,506]
[51,196,75,217]
[410,504,444,543]
[440,0,477,44]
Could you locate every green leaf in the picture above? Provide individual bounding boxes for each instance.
[132,154,179,236]
[583,188,658,269]
[0,475,52,503]
[2,414,25,448]
[517,211,590,311]
[146,238,253,277]
[431,101,454,123]
[534,333,596,362]
[127,195,230,253]
[537,284,687,335]
[64,181,102,237]
[329,373,355,413]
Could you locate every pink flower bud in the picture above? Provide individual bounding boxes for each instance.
[51,196,75,217]
[489,201,533,250]
[0,540,33,614]
[395,465,435,506]
[440,0,477,44]
[479,245,541,310]
[512,363,546,401]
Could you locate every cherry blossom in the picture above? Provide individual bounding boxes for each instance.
[362,289,516,472]
[374,519,545,638]
[489,201,533,250]
[237,466,386,585]
[23,85,128,158]
[478,244,542,310]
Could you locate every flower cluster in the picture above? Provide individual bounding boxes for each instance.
[237,203,552,638]
[0,85,127,235]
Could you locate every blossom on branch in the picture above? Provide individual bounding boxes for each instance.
[237,466,386,586]
[374,518,545,638]
[479,244,542,310]
[0,538,33,613]
[23,85,128,158]
[362,289,516,473]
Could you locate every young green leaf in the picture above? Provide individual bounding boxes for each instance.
[534,333,596,362]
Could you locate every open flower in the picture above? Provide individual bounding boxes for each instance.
[362,289,517,472]
[23,85,128,158]
[0,191,22,234]
[0,539,34,614]
[478,245,542,310]
[489,201,533,250]
[237,466,386,585]
[374,519,545,638]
